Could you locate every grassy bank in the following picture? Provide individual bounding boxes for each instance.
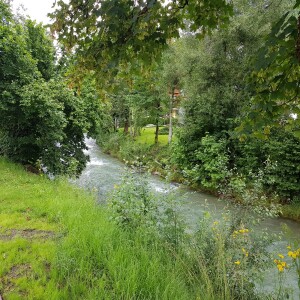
[135,127,169,145]
[98,129,300,223]
[1,158,299,299]
[0,158,192,299]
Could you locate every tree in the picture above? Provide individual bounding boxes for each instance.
[238,2,300,137]
[25,19,55,80]
[49,0,233,83]
[17,80,90,176]
[171,0,291,183]
[0,0,40,156]
[0,1,101,176]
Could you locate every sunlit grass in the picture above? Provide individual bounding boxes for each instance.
[135,127,169,145]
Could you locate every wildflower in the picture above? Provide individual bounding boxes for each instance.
[281,261,287,267]
[288,249,300,259]
[278,254,284,259]
[242,248,249,257]
[277,265,284,272]
[274,258,288,272]
[232,228,250,239]
[287,245,291,250]
[238,228,249,234]
[234,260,241,265]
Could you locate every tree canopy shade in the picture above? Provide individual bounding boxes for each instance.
[49,0,233,81]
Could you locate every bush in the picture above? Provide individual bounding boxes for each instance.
[182,134,230,189]
[99,132,124,155]
[236,129,300,203]
[0,80,89,176]
[108,173,185,247]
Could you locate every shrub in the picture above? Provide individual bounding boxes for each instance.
[0,80,89,176]
[108,173,185,248]
[107,173,281,299]
[182,134,230,189]
[236,129,300,203]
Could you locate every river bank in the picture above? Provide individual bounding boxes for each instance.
[76,138,300,298]
[0,158,236,299]
[3,157,300,299]
[97,133,300,223]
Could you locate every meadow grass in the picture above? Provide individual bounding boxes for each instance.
[135,127,169,146]
[0,158,200,299]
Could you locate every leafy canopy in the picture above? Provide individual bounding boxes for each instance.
[0,1,103,176]
[238,3,300,137]
[49,0,233,81]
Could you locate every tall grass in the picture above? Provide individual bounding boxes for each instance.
[0,158,288,299]
[0,158,193,299]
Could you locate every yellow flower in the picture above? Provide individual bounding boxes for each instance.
[288,249,300,259]
[234,260,241,265]
[238,228,249,234]
[242,248,249,257]
[274,258,288,272]
[277,265,284,272]
[278,254,284,259]
[287,245,291,250]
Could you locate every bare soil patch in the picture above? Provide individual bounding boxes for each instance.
[0,228,56,241]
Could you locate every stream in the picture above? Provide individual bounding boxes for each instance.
[75,138,300,298]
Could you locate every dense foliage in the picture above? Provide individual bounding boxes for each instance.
[0,1,102,176]
[239,2,300,136]
[50,0,233,84]
[96,0,300,205]
[170,0,300,203]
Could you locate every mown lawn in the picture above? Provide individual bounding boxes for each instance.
[135,127,169,145]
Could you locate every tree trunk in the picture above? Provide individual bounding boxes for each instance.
[124,118,129,134]
[114,117,118,132]
[129,109,134,136]
[168,87,175,144]
[155,100,160,144]
[297,15,300,62]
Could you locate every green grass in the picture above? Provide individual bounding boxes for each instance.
[0,158,195,299]
[135,127,169,146]
[281,203,300,222]
[1,157,294,299]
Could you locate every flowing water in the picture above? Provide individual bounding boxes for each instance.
[76,138,300,298]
